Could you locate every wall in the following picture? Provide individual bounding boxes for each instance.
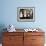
[0,0,46,30]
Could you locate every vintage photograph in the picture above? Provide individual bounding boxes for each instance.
[17,7,35,22]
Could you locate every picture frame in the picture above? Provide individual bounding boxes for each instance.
[17,7,35,22]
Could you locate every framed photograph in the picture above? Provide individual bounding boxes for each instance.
[17,7,35,22]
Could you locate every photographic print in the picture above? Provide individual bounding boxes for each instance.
[17,7,35,22]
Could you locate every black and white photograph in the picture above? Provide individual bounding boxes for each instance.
[17,7,35,22]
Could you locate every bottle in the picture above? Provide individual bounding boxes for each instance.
[20,12,23,18]
[24,10,27,17]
